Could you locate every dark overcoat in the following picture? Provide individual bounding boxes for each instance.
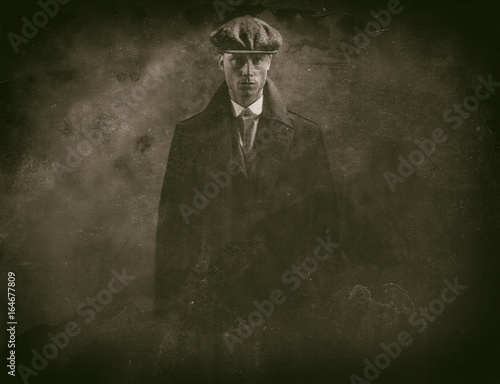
[155,78,340,326]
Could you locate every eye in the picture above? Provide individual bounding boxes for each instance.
[231,59,244,66]
[253,58,263,65]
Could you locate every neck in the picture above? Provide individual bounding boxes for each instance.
[229,89,263,108]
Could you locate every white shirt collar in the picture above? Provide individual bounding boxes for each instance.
[231,95,264,118]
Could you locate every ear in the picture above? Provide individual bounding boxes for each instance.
[267,54,273,69]
[218,54,224,71]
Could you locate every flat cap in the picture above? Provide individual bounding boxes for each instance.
[210,16,283,54]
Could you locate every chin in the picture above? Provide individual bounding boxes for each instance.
[237,90,254,98]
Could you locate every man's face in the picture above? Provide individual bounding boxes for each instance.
[219,53,272,104]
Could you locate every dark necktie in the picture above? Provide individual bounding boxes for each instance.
[239,108,255,155]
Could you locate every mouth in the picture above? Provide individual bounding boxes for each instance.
[240,81,256,85]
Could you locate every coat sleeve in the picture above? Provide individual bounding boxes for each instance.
[260,120,342,270]
[154,124,200,314]
[295,123,342,264]
[311,125,341,244]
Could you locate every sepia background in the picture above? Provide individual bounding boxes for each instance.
[1,0,499,382]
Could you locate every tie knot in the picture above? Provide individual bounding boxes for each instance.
[240,108,254,119]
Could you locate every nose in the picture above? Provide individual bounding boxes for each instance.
[241,60,255,77]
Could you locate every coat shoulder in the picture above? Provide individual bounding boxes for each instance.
[174,108,212,138]
[177,110,205,127]
[288,110,322,133]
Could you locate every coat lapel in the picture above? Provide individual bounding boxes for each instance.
[251,78,294,201]
[204,83,234,170]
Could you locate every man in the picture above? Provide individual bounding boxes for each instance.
[155,16,340,330]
